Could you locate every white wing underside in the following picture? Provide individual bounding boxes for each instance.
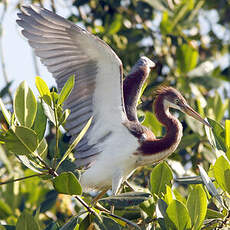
[17,5,138,174]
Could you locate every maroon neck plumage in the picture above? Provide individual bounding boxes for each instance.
[139,93,182,156]
[123,64,149,122]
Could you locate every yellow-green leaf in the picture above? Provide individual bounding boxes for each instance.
[53,172,82,195]
[142,111,162,137]
[163,185,173,205]
[213,156,230,194]
[0,199,13,219]
[14,81,37,128]
[0,98,11,125]
[206,118,226,152]
[206,209,224,219]
[5,126,38,156]
[150,162,173,197]
[166,200,191,230]
[32,102,47,142]
[56,117,92,171]
[35,138,48,158]
[57,75,75,105]
[16,211,39,230]
[187,185,207,230]
[176,43,198,74]
[35,76,52,106]
[226,120,230,149]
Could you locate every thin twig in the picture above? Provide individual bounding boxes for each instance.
[0,173,45,185]
[36,154,58,177]
[74,195,98,216]
[52,106,59,169]
[35,154,97,216]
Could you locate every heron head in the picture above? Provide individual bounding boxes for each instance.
[156,86,211,127]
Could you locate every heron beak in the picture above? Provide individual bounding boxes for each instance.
[182,104,211,127]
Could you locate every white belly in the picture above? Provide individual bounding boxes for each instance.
[80,126,139,192]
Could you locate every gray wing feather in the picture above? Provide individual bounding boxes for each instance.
[17,5,125,168]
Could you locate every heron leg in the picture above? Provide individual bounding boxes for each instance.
[111,169,123,213]
[112,169,123,195]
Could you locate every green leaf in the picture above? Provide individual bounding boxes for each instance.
[150,162,173,197]
[35,77,52,106]
[105,213,141,230]
[16,211,40,230]
[45,222,59,230]
[14,81,37,128]
[99,192,151,207]
[53,172,82,195]
[5,126,38,156]
[32,102,47,142]
[57,75,75,105]
[177,133,200,151]
[186,185,207,230]
[0,145,13,173]
[17,155,42,173]
[97,216,122,230]
[56,117,92,171]
[166,200,191,230]
[198,165,223,206]
[226,148,230,163]
[190,76,222,90]
[59,109,70,126]
[213,156,230,194]
[0,98,11,125]
[41,101,55,125]
[35,138,48,158]
[163,185,173,205]
[177,44,198,74]
[214,93,229,122]
[107,14,123,35]
[40,190,58,213]
[160,11,173,34]
[139,196,155,217]
[173,189,187,205]
[142,111,162,137]
[226,120,230,149]
[60,215,78,230]
[0,199,13,219]
[206,118,226,152]
[206,209,224,219]
[79,214,90,230]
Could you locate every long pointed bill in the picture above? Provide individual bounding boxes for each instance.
[182,104,211,127]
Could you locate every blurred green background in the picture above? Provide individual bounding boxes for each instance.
[0,0,230,229]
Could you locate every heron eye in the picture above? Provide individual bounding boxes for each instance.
[175,98,180,104]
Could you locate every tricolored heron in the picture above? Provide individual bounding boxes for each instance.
[17,5,210,195]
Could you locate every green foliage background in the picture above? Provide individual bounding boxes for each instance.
[0,0,230,229]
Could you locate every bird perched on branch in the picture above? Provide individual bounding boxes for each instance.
[17,5,210,195]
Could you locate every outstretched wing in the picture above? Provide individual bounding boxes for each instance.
[17,5,127,167]
[123,57,155,122]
